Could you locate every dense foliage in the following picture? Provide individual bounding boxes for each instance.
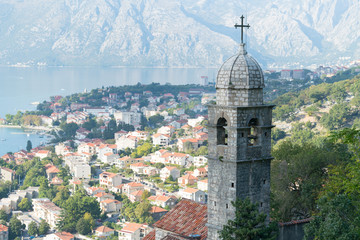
[219,198,277,240]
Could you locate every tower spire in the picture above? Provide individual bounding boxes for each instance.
[234,15,250,44]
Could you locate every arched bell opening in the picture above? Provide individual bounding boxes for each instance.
[248,118,259,146]
[217,117,228,145]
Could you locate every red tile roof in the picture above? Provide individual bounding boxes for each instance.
[95,226,114,233]
[54,232,74,240]
[150,199,207,240]
[121,222,144,233]
[0,224,8,232]
[143,230,155,240]
[149,206,168,214]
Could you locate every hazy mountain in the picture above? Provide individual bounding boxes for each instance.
[0,0,359,68]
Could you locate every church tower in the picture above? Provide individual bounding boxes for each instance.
[207,17,274,240]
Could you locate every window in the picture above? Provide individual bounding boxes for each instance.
[214,201,217,206]
[217,117,228,145]
[226,203,229,209]
[231,182,235,188]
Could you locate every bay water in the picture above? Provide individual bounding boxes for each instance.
[0,66,217,155]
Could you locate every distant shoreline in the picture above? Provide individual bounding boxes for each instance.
[0,124,52,133]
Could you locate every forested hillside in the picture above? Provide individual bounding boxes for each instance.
[272,74,360,131]
[270,73,360,239]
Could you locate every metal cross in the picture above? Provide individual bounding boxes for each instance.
[234,15,250,44]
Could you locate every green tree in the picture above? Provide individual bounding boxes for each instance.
[9,216,24,240]
[218,198,277,240]
[304,194,360,240]
[304,128,360,239]
[26,140,32,152]
[52,186,70,208]
[60,122,79,139]
[28,221,39,237]
[57,190,101,232]
[271,140,349,221]
[38,219,50,235]
[18,198,32,211]
[76,218,92,235]
[0,210,8,222]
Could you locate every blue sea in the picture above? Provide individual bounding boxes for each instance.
[0,66,217,155]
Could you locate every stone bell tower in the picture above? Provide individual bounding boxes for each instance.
[207,17,274,240]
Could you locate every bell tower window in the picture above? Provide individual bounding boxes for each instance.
[217,118,228,145]
[248,118,259,146]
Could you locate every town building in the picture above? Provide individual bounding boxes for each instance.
[0,224,8,240]
[119,222,151,240]
[33,198,62,229]
[0,167,15,182]
[180,188,206,204]
[44,232,75,240]
[95,226,115,238]
[99,172,122,188]
[160,167,180,182]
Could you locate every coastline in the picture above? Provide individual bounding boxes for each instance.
[0,124,53,133]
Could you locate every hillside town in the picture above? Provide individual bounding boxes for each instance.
[0,84,213,240]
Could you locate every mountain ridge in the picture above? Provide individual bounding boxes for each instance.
[0,0,359,68]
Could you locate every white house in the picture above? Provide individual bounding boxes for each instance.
[118,222,151,240]
[152,133,170,146]
[157,126,175,136]
[99,172,122,188]
[73,163,91,179]
[44,232,75,240]
[116,135,138,151]
[197,179,208,192]
[193,156,208,167]
[95,226,115,238]
[160,167,180,181]
[33,198,62,229]
[180,188,206,204]
[130,162,149,175]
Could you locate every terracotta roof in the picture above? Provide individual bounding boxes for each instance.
[152,199,207,240]
[130,190,144,196]
[182,188,200,194]
[148,195,173,203]
[0,224,8,232]
[143,230,155,240]
[100,171,118,178]
[104,152,114,156]
[37,150,50,154]
[46,165,60,174]
[126,182,144,188]
[95,226,114,233]
[153,133,170,138]
[121,222,144,233]
[148,196,157,201]
[164,166,177,171]
[94,192,113,198]
[130,162,148,167]
[50,176,63,185]
[54,232,74,240]
[149,206,168,214]
[101,199,120,204]
[180,138,199,143]
[195,168,207,173]
[179,174,198,180]
[88,187,105,191]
